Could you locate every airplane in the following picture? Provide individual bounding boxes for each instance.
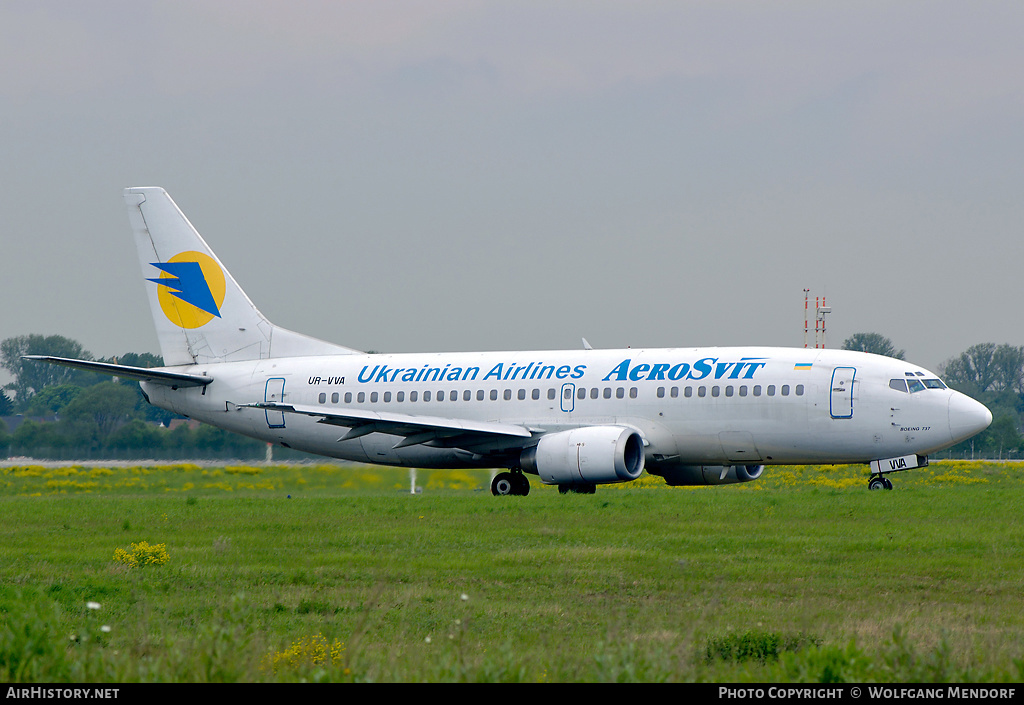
[25,187,992,495]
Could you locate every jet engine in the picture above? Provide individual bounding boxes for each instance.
[649,464,764,486]
[520,426,645,486]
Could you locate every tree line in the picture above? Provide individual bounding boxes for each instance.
[0,334,275,460]
[2,332,1019,461]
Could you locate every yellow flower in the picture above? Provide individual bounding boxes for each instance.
[113,541,169,567]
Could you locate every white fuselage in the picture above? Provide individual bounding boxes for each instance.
[142,345,990,471]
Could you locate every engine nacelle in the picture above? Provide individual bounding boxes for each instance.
[520,426,645,486]
[649,464,764,486]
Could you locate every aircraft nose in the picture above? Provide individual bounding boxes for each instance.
[948,392,992,444]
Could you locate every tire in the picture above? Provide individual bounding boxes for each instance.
[558,483,597,495]
[491,472,514,496]
[513,473,530,496]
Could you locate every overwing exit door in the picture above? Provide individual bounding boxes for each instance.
[560,383,575,413]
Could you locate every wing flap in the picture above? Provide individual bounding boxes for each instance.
[247,402,534,449]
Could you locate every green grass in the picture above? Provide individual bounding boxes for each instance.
[1,461,1023,681]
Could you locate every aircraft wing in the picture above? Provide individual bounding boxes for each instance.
[21,356,212,388]
[247,402,535,450]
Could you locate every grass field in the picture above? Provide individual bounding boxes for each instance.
[1,460,1023,682]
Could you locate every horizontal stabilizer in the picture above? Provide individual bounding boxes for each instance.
[22,356,212,388]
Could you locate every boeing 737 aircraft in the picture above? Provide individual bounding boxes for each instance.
[26,188,992,495]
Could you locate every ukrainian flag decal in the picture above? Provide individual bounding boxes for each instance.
[794,363,813,371]
[148,251,226,329]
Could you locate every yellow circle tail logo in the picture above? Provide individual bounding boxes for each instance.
[147,251,226,329]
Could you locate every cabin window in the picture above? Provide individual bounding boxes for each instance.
[396,391,404,402]
[464,390,472,401]
[629,387,638,399]
[698,386,707,397]
[318,393,326,404]
[753,385,761,397]
[711,386,720,397]
[423,391,431,402]
[616,387,625,399]
[725,386,734,397]
[657,387,665,398]
[532,388,540,400]
[358,392,366,403]
[491,389,498,401]
[590,387,599,399]
[604,387,612,399]
[739,386,747,397]
[685,386,693,398]
[450,390,458,401]
[767,385,775,396]
[383,391,391,402]
[332,392,340,404]
[504,389,512,401]
[477,389,485,401]
[345,392,352,403]
[671,386,679,398]
[578,387,587,399]
[519,389,527,401]
[781,385,789,396]
[548,388,556,400]
[409,391,417,402]
[564,388,572,399]
[370,392,378,403]
[795,385,804,396]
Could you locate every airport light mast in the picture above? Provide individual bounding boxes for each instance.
[804,289,832,348]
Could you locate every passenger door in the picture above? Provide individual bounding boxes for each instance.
[265,377,286,428]
[830,367,856,419]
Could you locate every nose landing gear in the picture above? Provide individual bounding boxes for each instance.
[868,474,893,491]
[867,455,927,491]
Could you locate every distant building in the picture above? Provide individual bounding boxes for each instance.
[167,419,202,431]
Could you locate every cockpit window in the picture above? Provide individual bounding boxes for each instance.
[894,374,946,392]
[889,379,908,393]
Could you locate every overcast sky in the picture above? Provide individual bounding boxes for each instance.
[2,1,1022,375]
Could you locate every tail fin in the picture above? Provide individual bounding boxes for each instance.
[125,187,359,366]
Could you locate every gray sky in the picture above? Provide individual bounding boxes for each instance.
[2,1,1022,375]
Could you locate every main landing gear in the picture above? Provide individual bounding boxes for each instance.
[558,483,596,494]
[868,474,893,491]
[491,470,531,496]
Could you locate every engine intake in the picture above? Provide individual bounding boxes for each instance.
[650,464,764,486]
[521,426,645,486]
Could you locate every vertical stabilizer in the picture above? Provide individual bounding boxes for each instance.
[125,187,358,366]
